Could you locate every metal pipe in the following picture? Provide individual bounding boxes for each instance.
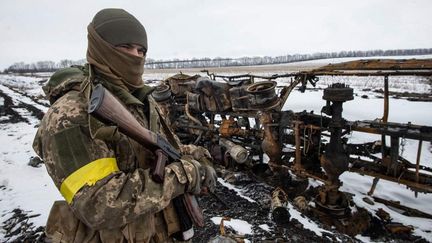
[416,140,423,184]
[271,188,290,224]
[382,75,389,123]
[185,104,203,127]
[294,121,302,171]
[367,177,380,196]
[219,138,248,164]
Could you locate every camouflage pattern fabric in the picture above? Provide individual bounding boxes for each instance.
[33,69,200,242]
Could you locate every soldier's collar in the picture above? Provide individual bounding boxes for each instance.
[93,76,144,106]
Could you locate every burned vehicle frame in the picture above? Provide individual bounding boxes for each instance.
[152,59,432,236]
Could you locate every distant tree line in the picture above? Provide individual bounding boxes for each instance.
[3,59,86,74]
[3,48,432,73]
[145,48,432,69]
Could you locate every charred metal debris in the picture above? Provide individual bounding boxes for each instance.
[152,59,432,238]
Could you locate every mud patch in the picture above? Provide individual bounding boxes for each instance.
[0,89,28,124]
[1,208,45,242]
[0,88,45,123]
[3,84,49,108]
[373,88,432,102]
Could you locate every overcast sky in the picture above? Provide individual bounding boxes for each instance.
[1,0,431,70]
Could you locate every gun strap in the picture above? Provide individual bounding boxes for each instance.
[81,64,101,140]
[151,99,180,150]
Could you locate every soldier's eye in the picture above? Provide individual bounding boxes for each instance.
[138,48,147,55]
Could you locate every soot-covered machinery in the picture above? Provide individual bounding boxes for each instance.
[151,59,432,236]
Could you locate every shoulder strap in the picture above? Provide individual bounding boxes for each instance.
[149,97,180,150]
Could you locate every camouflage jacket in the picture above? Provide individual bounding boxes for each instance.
[33,66,197,242]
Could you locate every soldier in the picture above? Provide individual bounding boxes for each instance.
[33,8,216,242]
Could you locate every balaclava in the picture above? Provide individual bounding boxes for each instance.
[86,8,147,91]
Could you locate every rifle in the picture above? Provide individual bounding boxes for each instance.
[88,84,203,240]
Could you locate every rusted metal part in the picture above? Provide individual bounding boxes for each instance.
[185,104,203,127]
[152,84,171,102]
[166,73,199,97]
[186,91,205,111]
[229,86,250,111]
[376,208,391,222]
[304,70,432,76]
[385,223,414,234]
[372,196,432,219]
[311,84,355,217]
[382,76,389,123]
[201,70,293,81]
[348,121,432,141]
[277,78,302,111]
[285,112,432,193]
[246,81,280,110]
[293,121,303,172]
[349,159,432,193]
[311,204,370,237]
[313,58,432,71]
[386,136,400,176]
[379,75,390,185]
[367,177,380,196]
[201,70,316,109]
[293,196,309,211]
[416,140,423,184]
[259,111,282,172]
[320,84,353,186]
[219,117,248,138]
[315,184,350,219]
[287,167,327,182]
[322,83,354,103]
[219,138,248,164]
[271,188,290,224]
[219,216,231,236]
[304,58,432,76]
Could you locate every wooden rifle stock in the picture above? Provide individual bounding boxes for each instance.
[88,84,180,182]
[88,84,203,239]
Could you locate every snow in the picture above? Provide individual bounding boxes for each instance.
[217,178,256,203]
[287,202,332,237]
[210,216,253,235]
[258,224,270,232]
[0,85,48,113]
[0,74,48,98]
[0,122,62,230]
[0,74,61,239]
[356,235,374,243]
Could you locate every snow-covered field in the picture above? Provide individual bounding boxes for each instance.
[0,76,60,240]
[0,56,431,242]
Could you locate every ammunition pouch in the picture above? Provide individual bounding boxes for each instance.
[45,201,99,243]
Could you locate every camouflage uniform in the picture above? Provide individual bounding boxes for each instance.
[33,66,201,242]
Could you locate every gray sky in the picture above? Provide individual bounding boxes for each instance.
[1,0,431,70]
